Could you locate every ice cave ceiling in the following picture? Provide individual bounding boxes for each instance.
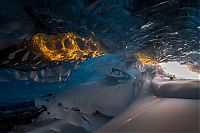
[0,0,199,98]
[0,0,199,69]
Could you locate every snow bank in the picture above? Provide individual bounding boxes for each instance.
[151,77,200,99]
[37,52,145,131]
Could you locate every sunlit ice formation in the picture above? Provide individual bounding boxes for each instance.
[135,52,199,80]
[31,32,104,62]
[0,32,105,71]
[135,52,158,65]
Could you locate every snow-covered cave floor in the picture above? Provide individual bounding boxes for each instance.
[13,52,200,133]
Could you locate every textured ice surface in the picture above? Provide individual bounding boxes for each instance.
[0,0,200,132]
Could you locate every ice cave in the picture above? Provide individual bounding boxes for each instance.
[0,0,199,132]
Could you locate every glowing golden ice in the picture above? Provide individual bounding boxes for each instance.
[31,32,104,61]
[135,52,158,65]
